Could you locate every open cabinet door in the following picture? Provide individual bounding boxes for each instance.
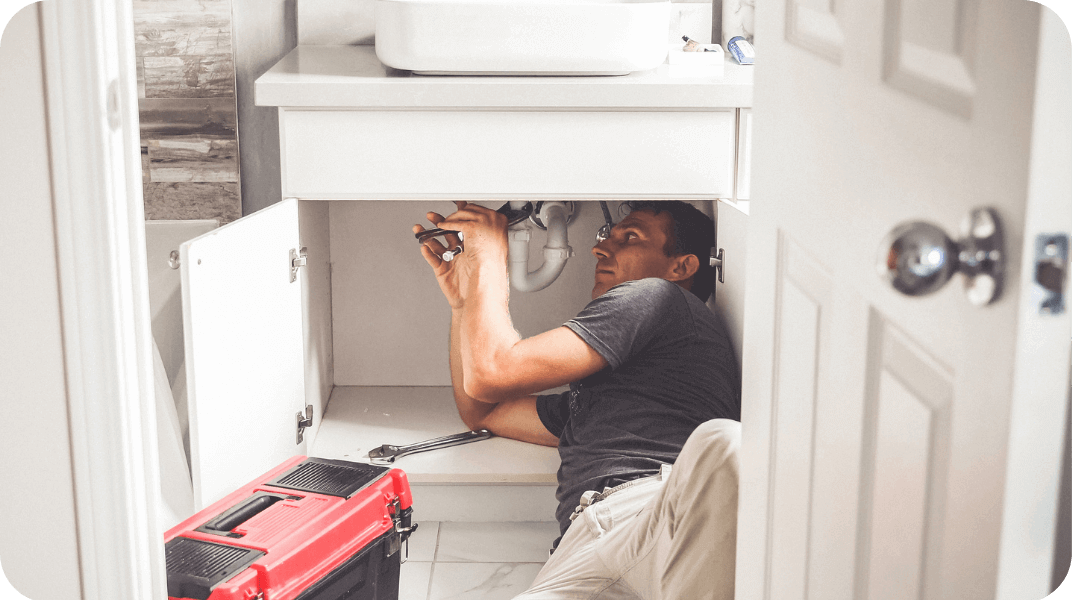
[181,199,308,509]
[737,3,1070,600]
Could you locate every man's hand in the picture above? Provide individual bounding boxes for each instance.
[436,202,510,270]
[413,208,467,310]
[414,202,510,310]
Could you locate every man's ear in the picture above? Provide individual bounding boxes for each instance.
[668,254,700,282]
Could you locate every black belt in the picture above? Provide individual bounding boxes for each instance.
[602,471,656,490]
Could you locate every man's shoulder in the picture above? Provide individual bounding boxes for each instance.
[608,278,722,332]
[573,278,683,327]
[608,277,682,299]
[585,278,692,325]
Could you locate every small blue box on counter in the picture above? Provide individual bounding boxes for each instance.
[727,36,755,65]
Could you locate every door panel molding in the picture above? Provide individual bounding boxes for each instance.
[855,312,954,600]
[882,0,978,118]
[767,234,833,600]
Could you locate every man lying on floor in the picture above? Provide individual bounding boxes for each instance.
[414,200,742,600]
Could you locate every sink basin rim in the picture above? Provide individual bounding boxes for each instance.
[374,0,671,75]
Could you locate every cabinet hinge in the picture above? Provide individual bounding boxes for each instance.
[296,404,313,444]
[710,248,725,284]
[290,247,308,283]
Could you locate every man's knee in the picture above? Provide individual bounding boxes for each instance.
[691,418,741,455]
[693,417,741,439]
[678,418,741,477]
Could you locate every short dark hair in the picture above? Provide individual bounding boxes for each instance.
[624,201,716,303]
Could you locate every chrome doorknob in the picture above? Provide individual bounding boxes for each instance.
[878,208,1005,306]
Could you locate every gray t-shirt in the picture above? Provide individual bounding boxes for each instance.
[536,277,740,535]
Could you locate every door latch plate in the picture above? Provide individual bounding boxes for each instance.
[1034,234,1069,315]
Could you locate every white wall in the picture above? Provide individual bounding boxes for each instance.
[0,4,84,598]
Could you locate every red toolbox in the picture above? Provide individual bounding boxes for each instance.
[164,457,415,600]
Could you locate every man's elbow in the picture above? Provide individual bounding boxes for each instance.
[454,399,492,432]
[460,412,486,432]
[462,377,496,403]
[462,367,511,403]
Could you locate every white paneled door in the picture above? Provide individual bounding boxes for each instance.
[738,2,1071,600]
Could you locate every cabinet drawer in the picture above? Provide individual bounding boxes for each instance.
[281,109,735,199]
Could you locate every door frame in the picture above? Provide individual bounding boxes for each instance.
[37,0,168,598]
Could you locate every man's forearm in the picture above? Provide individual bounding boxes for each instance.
[459,262,522,400]
[450,309,495,430]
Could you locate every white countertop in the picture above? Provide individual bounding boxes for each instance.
[311,386,560,484]
[255,45,753,109]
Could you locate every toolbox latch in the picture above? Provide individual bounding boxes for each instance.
[387,497,418,564]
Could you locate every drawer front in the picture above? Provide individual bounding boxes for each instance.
[281,109,735,199]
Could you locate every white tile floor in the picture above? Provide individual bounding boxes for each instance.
[399,521,561,600]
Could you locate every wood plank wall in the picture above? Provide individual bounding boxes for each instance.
[134,0,241,223]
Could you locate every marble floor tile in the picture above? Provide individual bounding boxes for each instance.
[436,522,559,563]
[428,563,544,600]
[407,520,440,562]
[400,561,433,600]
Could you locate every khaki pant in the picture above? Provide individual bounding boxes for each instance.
[516,419,740,600]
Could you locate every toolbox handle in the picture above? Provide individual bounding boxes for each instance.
[196,492,296,538]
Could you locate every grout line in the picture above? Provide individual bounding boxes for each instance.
[425,561,436,600]
[432,521,441,562]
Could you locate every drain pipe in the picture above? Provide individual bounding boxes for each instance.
[508,201,573,292]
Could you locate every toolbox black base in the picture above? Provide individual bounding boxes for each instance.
[295,529,402,600]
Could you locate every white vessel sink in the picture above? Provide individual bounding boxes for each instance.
[374,0,670,75]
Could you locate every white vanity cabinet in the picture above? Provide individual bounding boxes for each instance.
[177,45,753,517]
[256,46,754,201]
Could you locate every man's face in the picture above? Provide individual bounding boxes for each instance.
[591,209,679,299]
